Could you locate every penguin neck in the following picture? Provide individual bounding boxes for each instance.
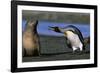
[64,31,75,36]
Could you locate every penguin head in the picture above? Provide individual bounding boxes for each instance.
[48,26,61,33]
[48,25,82,37]
[48,26,75,35]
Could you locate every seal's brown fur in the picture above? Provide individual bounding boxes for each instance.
[22,20,40,57]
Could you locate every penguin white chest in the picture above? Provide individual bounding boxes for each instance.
[65,31,82,48]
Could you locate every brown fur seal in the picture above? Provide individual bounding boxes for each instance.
[22,20,40,57]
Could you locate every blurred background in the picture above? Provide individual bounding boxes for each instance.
[22,10,90,37]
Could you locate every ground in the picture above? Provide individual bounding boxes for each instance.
[23,51,90,62]
[23,35,90,62]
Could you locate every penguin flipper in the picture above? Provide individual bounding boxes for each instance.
[65,37,72,48]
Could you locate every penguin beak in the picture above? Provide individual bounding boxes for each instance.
[48,26,62,33]
[48,26,56,31]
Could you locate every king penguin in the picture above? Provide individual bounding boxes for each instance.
[49,25,85,52]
